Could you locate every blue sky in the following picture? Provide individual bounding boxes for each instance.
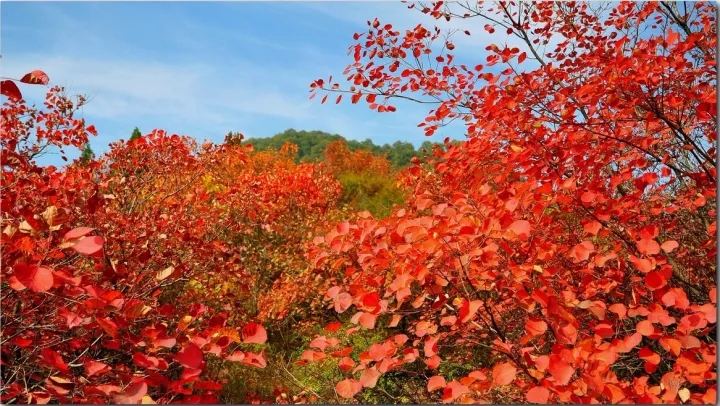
[2,1,516,165]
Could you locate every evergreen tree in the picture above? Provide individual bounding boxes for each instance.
[129,127,142,141]
[80,143,95,164]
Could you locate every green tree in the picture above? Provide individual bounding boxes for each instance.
[80,143,95,164]
[245,129,421,168]
[129,127,142,141]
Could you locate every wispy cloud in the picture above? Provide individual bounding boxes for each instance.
[2,1,476,164]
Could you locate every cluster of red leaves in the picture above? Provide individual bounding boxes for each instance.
[306,1,716,404]
[0,78,343,402]
[200,140,343,323]
[1,86,277,403]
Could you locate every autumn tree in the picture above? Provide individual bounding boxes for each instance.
[305,1,716,404]
[2,75,270,404]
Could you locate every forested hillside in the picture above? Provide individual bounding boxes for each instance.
[1,1,716,405]
[238,128,447,168]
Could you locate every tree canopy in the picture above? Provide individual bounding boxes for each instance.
[243,129,444,168]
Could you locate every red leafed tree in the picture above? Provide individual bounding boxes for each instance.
[307,1,716,404]
[1,85,270,403]
[323,139,392,176]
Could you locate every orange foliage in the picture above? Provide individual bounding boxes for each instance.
[323,139,391,176]
[306,1,717,404]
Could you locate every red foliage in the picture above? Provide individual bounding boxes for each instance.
[323,139,392,176]
[306,1,716,403]
[0,87,298,403]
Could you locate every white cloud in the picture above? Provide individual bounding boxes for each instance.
[2,1,479,153]
[2,54,316,125]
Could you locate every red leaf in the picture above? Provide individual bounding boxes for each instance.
[628,255,653,273]
[327,286,341,299]
[636,238,660,255]
[636,320,654,336]
[1,80,22,100]
[13,263,54,293]
[459,300,482,323]
[666,28,680,45]
[660,240,679,253]
[358,312,377,329]
[332,346,353,358]
[241,350,267,368]
[645,271,666,290]
[112,381,147,404]
[548,356,575,385]
[359,367,381,388]
[71,236,104,255]
[507,219,531,240]
[702,388,716,404]
[609,303,627,319]
[569,241,594,262]
[309,336,329,350]
[583,221,602,235]
[95,317,119,338]
[19,70,50,85]
[425,354,442,369]
[175,343,205,369]
[427,375,446,392]
[369,343,387,361]
[361,291,380,308]
[526,386,550,404]
[325,321,342,332]
[525,317,548,336]
[442,380,469,403]
[338,356,355,371]
[334,292,352,313]
[63,227,94,241]
[492,362,516,385]
[336,379,362,398]
[620,332,643,352]
[301,350,326,362]
[41,348,69,373]
[241,323,267,344]
[84,360,110,377]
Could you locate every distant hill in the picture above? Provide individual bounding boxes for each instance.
[238,129,446,168]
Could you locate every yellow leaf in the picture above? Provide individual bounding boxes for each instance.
[155,266,174,281]
[678,388,690,403]
[42,206,57,226]
[177,315,193,332]
[3,225,17,237]
[48,376,72,385]
[19,220,34,233]
[141,395,156,404]
[577,300,593,309]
